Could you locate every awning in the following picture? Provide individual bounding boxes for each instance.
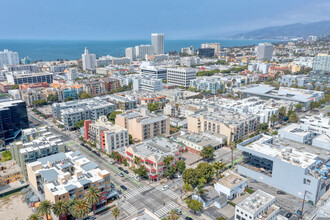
[149,175,158,179]
[158,162,164,166]
[145,159,153,165]
[126,151,133,157]
[151,169,156,172]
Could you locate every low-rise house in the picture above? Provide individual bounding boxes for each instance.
[214,171,247,200]
[192,186,227,208]
[0,161,23,186]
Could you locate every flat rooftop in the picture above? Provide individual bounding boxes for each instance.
[237,189,275,215]
[218,172,247,189]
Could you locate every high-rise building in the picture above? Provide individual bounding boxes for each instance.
[0,100,29,142]
[0,49,19,67]
[125,47,136,60]
[82,48,96,71]
[198,48,215,57]
[201,43,221,54]
[167,67,197,87]
[151,33,164,55]
[256,43,274,60]
[313,54,330,72]
[6,72,54,85]
[135,45,153,59]
[140,66,167,80]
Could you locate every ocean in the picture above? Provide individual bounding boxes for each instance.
[0,39,277,61]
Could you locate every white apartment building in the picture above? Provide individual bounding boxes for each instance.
[238,134,330,203]
[256,43,274,61]
[140,66,167,80]
[180,56,200,67]
[125,47,136,60]
[201,43,221,54]
[85,116,129,153]
[151,33,164,55]
[67,68,79,81]
[6,72,54,85]
[97,55,130,66]
[214,171,247,200]
[235,190,280,220]
[135,45,153,59]
[82,48,96,71]
[167,67,197,88]
[181,46,194,55]
[133,76,163,92]
[0,49,19,67]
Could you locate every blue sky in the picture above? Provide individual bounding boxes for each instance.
[1,0,329,40]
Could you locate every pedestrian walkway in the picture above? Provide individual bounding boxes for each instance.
[120,201,138,215]
[124,185,152,200]
[154,201,179,218]
[155,186,180,200]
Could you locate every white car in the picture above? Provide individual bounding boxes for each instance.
[129,173,135,177]
[162,185,169,191]
[134,176,141,181]
[177,174,182,178]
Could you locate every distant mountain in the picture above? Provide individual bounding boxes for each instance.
[231,20,330,39]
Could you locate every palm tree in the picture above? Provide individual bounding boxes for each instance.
[85,186,100,214]
[111,207,120,220]
[270,114,278,127]
[27,214,40,220]
[229,142,236,168]
[37,200,52,220]
[182,183,193,193]
[163,155,174,167]
[167,209,180,220]
[212,161,226,180]
[52,201,68,220]
[196,185,207,201]
[69,200,91,219]
[134,156,141,168]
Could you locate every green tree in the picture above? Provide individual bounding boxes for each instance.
[85,186,100,214]
[128,134,133,144]
[176,160,186,173]
[196,184,207,200]
[270,114,278,127]
[200,146,215,160]
[167,209,180,220]
[69,200,91,219]
[10,84,19,89]
[182,168,200,186]
[78,92,93,99]
[196,163,214,183]
[165,166,176,178]
[212,161,226,180]
[295,103,303,111]
[111,207,121,220]
[133,156,141,168]
[186,199,203,214]
[111,151,122,161]
[32,99,48,106]
[74,120,85,129]
[216,217,227,220]
[52,201,68,220]
[182,183,193,193]
[27,214,40,220]
[289,112,299,123]
[37,200,52,220]
[108,111,122,123]
[47,94,58,102]
[163,155,174,167]
[310,101,321,109]
[134,165,147,177]
[122,157,128,166]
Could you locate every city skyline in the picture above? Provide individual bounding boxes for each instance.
[0,0,329,40]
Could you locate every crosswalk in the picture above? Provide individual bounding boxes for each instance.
[124,185,152,200]
[154,201,179,218]
[121,201,138,215]
[155,186,180,200]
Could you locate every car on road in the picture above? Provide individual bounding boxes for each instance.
[285,212,293,218]
[250,179,258,183]
[118,172,124,177]
[123,170,129,174]
[118,167,124,171]
[134,176,140,181]
[176,174,182,178]
[120,185,127,190]
[277,190,286,195]
[174,208,182,215]
[109,161,114,165]
[162,185,169,191]
[111,183,115,188]
[185,217,193,220]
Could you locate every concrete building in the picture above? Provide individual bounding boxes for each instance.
[0,49,19,67]
[188,107,259,143]
[190,76,224,94]
[52,98,115,130]
[0,81,14,93]
[97,55,131,66]
[214,171,247,200]
[6,72,53,85]
[84,116,129,154]
[201,43,221,54]
[198,48,215,58]
[180,57,200,67]
[313,54,330,72]
[141,66,167,80]
[237,134,330,203]
[177,132,227,155]
[157,89,184,102]
[135,45,153,59]
[101,94,137,110]
[167,67,196,88]
[133,76,163,92]
[236,84,324,110]
[278,75,307,87]
[256,43,274,60]
[82,48,96,71]
[235,190,280,220]
[10,127,66,180]
[26,151,114,205]
[122,137,182,181]
[192,186,227,209]
[0,100,29,142]
[66,68,79,81]
[0,161,23,186]
[151,33,164,55]
[4,64,40,73]
[181,46,194,55]
[125,47,136,61]
[115,109,170,141]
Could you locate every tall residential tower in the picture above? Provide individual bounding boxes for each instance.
[151,33,164,55]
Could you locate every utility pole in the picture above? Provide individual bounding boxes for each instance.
[300,190,308,220]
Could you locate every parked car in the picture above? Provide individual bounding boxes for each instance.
[118,172,124,177]
[123,170,129,174]
[118,167,124,171]
[277,190,286,195]
[174,208,182,215]
[250,179,258,183]
[120,185,127,190]
[176,174,182,178]
[162,185,169,191]
[185,217,193,220]
[134,176,140,181]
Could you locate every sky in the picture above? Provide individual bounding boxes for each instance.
[1,0,330,40]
